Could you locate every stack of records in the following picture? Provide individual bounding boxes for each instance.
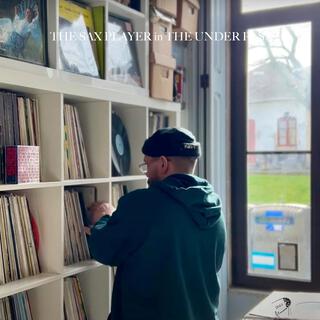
[111,183,128,208]
[64,104,90,180]
[149,111,169,136]
[0,194,40,283]
[64,190,91,265]
[71,186,97,228]
[0,91,41,183]
[0,292,33,319]
[64,276,87,320]
[112,112,131,177]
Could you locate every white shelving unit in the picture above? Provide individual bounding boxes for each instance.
[0,0,180,319]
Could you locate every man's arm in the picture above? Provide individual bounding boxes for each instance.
[87,191,148,267]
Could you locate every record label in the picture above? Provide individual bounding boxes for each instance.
[115,134,124,156]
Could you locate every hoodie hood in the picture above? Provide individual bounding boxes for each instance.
[152,174,222,229]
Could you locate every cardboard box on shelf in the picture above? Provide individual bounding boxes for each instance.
[150,7,175,56]
[150,0,177,18]
[174,0,200,37]
[150,52,176,101]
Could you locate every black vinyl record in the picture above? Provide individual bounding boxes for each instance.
[112,112,131,176]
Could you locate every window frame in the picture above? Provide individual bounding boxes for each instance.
[231,1,320,290]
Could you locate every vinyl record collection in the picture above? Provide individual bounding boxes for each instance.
[0,91,41,183]
[64,276,87,320]
[0,291,33,320]
[64,104,91,180]
[64,189,91,265]
[111,183,128,208]
[148,111,170,136]
[0,194,40,284]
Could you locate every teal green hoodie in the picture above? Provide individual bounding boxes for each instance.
[88,174,226,320]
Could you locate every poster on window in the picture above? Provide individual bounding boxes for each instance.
[0,0,47,66]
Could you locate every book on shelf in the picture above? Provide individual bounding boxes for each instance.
[173,66,184,102]
[0,291,33,320]
[64,103,90,180]
[149,111,169,136]
[0,194,40,284]
[64,276,87,320]
[0,90,41,184]
[59,0,101,78]
[64,189,91,265]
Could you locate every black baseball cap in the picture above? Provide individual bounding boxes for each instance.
[142,127,201,158]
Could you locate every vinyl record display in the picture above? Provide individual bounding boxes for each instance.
[112,112,131,176]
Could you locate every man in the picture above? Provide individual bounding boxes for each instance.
[88,127,226,320]
[13,6,40,38]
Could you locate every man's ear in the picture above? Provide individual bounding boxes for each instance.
[160,156,169,171]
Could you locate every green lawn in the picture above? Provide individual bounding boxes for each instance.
[248,174,310,205]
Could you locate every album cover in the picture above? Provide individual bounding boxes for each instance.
[0,0,47,65]
[59,0,100,78]
[107,15,142,87]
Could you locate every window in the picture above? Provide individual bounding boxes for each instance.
[277,113,297,148]
[242,0,320,13]
[231,1,320,290]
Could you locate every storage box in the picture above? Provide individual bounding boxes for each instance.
[150,52,176,101]
[5,145,40,184]
[150,0,177,17]
[150,7,175,56]
[174,0,200,37]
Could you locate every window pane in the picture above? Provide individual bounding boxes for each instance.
[242,0,320,13]
[247,153,311,281]
[248,154,310,205]
[247,23,311,152]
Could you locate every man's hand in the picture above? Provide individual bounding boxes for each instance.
[88,202,115,225]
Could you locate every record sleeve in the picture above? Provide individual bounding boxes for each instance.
[0,0,47,66]
[112,112,131,176]
[107,15,142,87]
[59,0,100,78]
